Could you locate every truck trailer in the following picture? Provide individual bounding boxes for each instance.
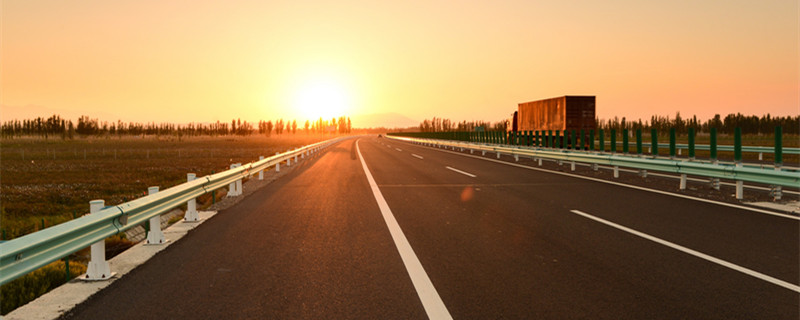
[513,96,596,132]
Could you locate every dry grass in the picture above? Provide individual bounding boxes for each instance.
[0,134,334,239]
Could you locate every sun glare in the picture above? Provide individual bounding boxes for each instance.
[292,78,351,120]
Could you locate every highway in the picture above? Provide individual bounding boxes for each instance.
[64,136,799,319]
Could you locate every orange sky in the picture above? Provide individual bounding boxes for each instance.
[2,0,798,127]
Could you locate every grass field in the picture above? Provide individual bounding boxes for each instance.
[0,134,334,240]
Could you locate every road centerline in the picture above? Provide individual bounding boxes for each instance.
[445,166,476,178]
[396,148,403,152]
[356,140,453,320]
[411,154,424,159]
[569,209,800,293]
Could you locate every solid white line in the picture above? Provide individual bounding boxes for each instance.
[396,148,403,152]
[356,140,453,319]
[569,209,800,293]
[445,166,476,178]
[412,154,424,160]
[403,141,799,221]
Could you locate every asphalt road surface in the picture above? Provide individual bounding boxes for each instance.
[64,136,799,319]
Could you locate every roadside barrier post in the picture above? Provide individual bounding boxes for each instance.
[580,129,585,151]
[688,127,696,160]
[774,126,783,200]
[227,163,243,196]
[555,131,561,149]
[185,174,199,222]
[84,200,113,280]
[651,129,658,157]
[567,130,573,150]
[734,128,744,199]
[636,129,646,177]
[622,129,629,154]
[610,129,616,153]
[275,152,280,172]
[527,130,532,146]
[669,128,676,159]
[258,156,265,180]
[145,187,167,245]
[573,130,578,150]
[710,128,720,190]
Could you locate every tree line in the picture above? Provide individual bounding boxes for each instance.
[419,113,798,135]
[598,113,799,135]
[1,115,353,139]
[419,117,507,132]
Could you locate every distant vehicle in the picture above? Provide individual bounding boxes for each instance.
[512,95,596,132]
[377,134,383,138]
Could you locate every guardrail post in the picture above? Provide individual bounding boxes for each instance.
[710,128,720,190]
[734,127,742,163]
[555,130,561,149]
[574,130,579,150]
[688,127,695,160]
[734,127,744,199]
[680,174,687,190]
[774,126,783,165]
[527,130,532,146]
[145,187,166,245]
[228,163,243,196]
[185,174,199,222]
[569,130,575,150]
[275,152,280,172]
[651,129,658,157]
[622,129,628,154]
[773,126,782,200]
[580,129,585,151]
[669,128,676,159]
[84,200,114,280]
[258,156,265,180]
[610,129,616,153]
[613,166,619,178]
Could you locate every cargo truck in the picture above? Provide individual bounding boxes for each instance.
[514,95,596,132]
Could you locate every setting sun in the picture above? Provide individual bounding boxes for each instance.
[291,77,352,121]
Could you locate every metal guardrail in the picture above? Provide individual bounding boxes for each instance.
[599,142,800,155]
[387,136,800,188]
[674,143,800,155]
[0,137,346,286]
